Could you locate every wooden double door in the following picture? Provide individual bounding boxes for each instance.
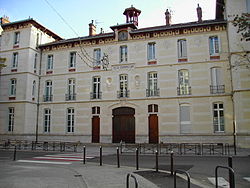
[112,107,135,143]
[148,114,159,144]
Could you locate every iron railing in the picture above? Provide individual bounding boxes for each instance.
[117,90,130,98]
[43,95,53,102]
[146,88,160,97]
[65,93,76,101]
[210,85,225,94]
[90,92,102,99]
[177,86,191,95]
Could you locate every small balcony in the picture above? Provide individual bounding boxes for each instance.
[210,85,225,94]
[146,88,160,97]
[65,93,76,101]
[177,86,191,95]
[117,90,129,98]
[43,95,53,102]
[90,92,102,99]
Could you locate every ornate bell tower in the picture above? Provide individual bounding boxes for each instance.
[123,5,141,26]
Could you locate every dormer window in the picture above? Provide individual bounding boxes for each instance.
[118,31,128,41]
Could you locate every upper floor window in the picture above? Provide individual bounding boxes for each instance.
[12,52,18,69]
[148,104,158,113]
[8,107,15,132]
[9,79,17,96]
[92,106,100,115]
[178,69,191,95]
[34,53,37,71]
[147,72,159,97]
[36,33,39,47]
[118,74,129,98]
[210,67,225,94]
[209,36,220,56]
[213,102,224,132]
[177,39,187,60]
[44,108,51,133]
[14,32,20,46]
[67,108,74,133]
[66,78,76,101]
[118,31,128,41]
[91,76,101,99]
[247,0,250,13]
[47,55,53,70]
[120,46,128,63]
[32,80,36,98]
[44,80,52,102]
[147,42,156,61]
[69,52,76,69]
[93,49,101,67]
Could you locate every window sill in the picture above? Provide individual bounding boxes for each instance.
[148,60,157,65]
[178,58,188,62]
[11,69,17,72]
[68,68,76,72]
[46,70,53,74]
[9,96,16,100]
[210,55,220,60]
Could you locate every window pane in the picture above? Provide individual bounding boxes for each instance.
[148,105,152,113]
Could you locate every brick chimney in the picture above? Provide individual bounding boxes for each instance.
[89,20,96,36]
[0,15,10,25]
[165,9,171,26]
[196,4,202,22]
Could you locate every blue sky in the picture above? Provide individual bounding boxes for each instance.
[0,0,216,39]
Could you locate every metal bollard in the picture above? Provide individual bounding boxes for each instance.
[155,150,158,172]
[100,146,102,166]
[136,148,139,170]
[117,147,120,168]
[83,146,86,164]
[13,145,17,161]
[171,151,174,176]
[228,156,233,187]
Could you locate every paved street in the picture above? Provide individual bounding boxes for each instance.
[0,147,250,187]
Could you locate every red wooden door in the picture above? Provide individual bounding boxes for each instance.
[92,116,100,143]
[148,114,159,144]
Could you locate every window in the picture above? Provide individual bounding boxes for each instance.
[148,43,156,61]
[36,33,39,47]
[147,72,159,97]
[9,79,16,96]
[93,49,101,67]
[66,78,76,100]
[209,36,220,56]
[34,53,37,71]
[148,104,158,113]
[210,67,225,94]
[92,76,101,99]
[178,69,191,95]
[44,108,51,133]
[14,32,20,46]
[8,107,14,132]
[92,106,100,115]
[247,0,250,13]
[47,55,53,70]
[44,80,52,102]
[177,39,187,60]
[69,52,76,69]
[213,102,224,132]
[120,46,128,63]
[12,52,18,69]
[118,74,129,98]
[67,108,74,133]
[32,80,36,98]
[180,104,191,133]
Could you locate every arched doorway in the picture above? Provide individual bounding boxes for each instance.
[112,107,135,143]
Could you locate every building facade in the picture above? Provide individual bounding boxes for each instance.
[0,0,249,147]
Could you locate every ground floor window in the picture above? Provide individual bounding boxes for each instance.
[44,108,51,133]
[8,107,14,132]
[67,108,74,133]
[213,102,224,132]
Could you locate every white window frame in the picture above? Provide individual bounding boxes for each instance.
[69,52,76,68]
[8,107,15,132]
[120,46,128,63]
[14,32,20,45]
[67,108,74,133]
[247,0,250,13]
[148,72,158,95]
[147,42,156,61]
[180,104,191,134]
[209,36,220,56]
[93,49,101,66]
[44,108,51,133]
[92,76,101,98]
[9,79,17,96]
[213,102,225,132]
[119,74,128,97]
[211,67,223,86]
[12,52,18,68]
[177,39,187,59]
[68,78,75,95]
[47,55,53,70]
[178,69,190,94]
[45,80,52,97]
